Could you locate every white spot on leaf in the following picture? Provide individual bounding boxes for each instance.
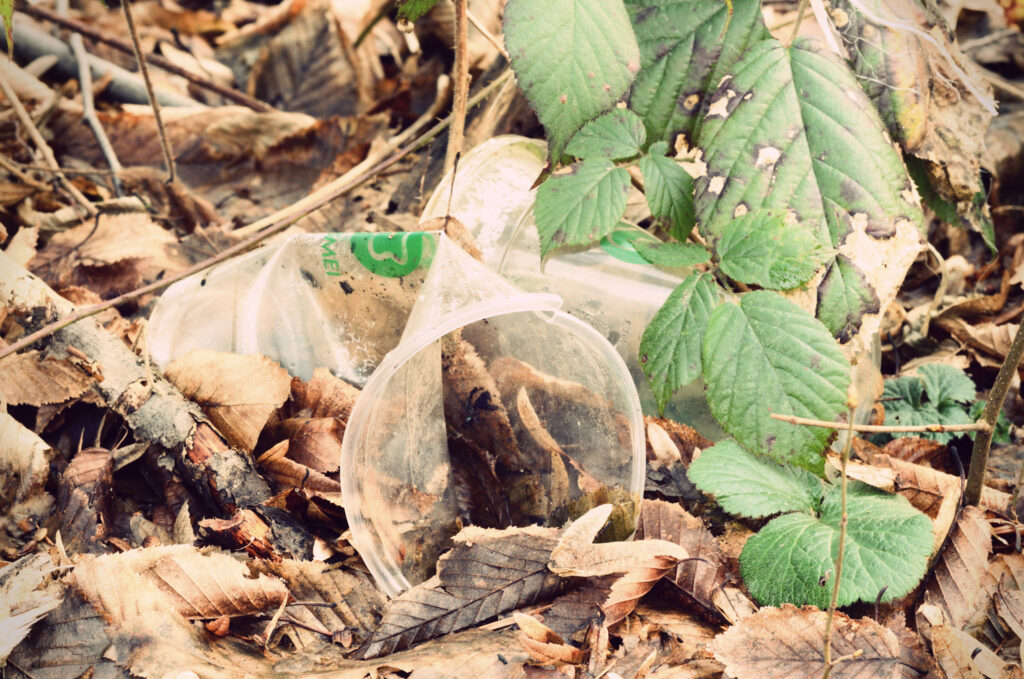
[708,176,726,195]
[733,204,748,218]
[755,146,782,170]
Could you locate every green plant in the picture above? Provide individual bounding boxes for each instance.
[688,440,933,608]
[879,363,977,444]
[498,0,949,607]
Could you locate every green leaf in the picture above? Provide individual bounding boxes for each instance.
[919,364,975,406]
[396,0,440,21]
[566,109,646,160]
[694,38,925,332]
[883,376,923,410]
[639,141,696,238]
[816,255,881,342]
[626,0,769,145]
[702,291,850,474]
[504,0,640,162]
[716,209,832,290]
[633,240,709,268]
[688,439,824,519]
[639,272,717,411]
[534,159,631,257]
[741,482,932,607]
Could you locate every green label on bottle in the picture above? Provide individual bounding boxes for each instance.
[350,232,431,277]
[599,225,657,265]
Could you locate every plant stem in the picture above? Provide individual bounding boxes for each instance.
[789,0,809,45]
[821,408,854,679]
[445,0,469,175]
[121,0,176,183]
[965,320,1024,506]
[770,413,990,434]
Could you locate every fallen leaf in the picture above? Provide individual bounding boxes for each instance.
[0,350,93,406]
[257,440,341,492]
[918,506,992,636]
[358,525,562,659]
[282,417,343,474]
[0,553,62,663]
[289,367,360,421]
[711,604,901,678]
[165,349,292,452]
[70,545,289,620]
[0,409,51,513]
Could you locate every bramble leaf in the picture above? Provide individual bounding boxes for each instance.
[639,272,717,412]
[639,141,696,238]
[816,255,881,342]
[626,0,769,145]
[702,291,849,474]
[504,0,640,161]
[566,109,646,160]
[633,240,709,268]
[919,363,975,406]
[687,439,823,519]
[716,210,831,290]
[396,0,440,22]
[534,160,630,258]
[740,482,932,607]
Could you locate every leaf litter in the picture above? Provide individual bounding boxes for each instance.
[0,0,1022,677]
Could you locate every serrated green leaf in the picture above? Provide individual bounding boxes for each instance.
[633,240,709,268]
[396,0,440,21]
[919,364,975,406]
[816,255,881,342]
[716,209,832,290]
[504,0,640,162]
[694,37,924,333]
[883,376,922,410]
[639,272,717,411]
[566,109,646,160]
[702,291,850,474]
[819,482,932,605]
[741,481,932,607]
[534,159,630,257]
[626,0,769,145]
[639,146,696,239]
[688,439,824,519]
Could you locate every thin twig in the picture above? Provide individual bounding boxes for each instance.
[58,0,124,196]
[977,63,1024,101]
[445,0,469,175]
[120,0,176,182]
[0,152,49,189]
[821,409,855,679]
[770,413,991,434]
[0,68,513,362]
[466,7,508,59]
[18,3,273,112]
[788,0,809,45]
[0,64,96,216]
[966,320,1024,506]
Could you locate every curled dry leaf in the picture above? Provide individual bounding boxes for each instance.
[516,611,587,666]
[711,604,901,679]
[257,440,341,493]
[517,387,601,493]
[284,417,344,474]
[358,525,562,659]
[918,505,992,637]
[70,545,288,620]
[164,349,292,452]
[490,356,609,412]
[0,409,51,513]
[0,350,93,406]
[0,553,62,664]
[288,367,360,421]
[635,499,727,621]
[199,509,281,560]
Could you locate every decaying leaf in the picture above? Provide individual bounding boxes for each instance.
[0,409,51,513]
[0,350,93,406]
[71,545,288,621]
[165,349,292,452]
[257,440,341,493]
[515,612,587,665]
[357,525,562,659]
[0,553,62,663]
[918,506,992,636]
[711,604,901,678]
[635,500,727,621]
[288,366,360,422]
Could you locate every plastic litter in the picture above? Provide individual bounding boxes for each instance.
[148,231,644,596]
[421,135,724,438]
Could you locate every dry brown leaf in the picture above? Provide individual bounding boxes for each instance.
[490,356,609,412]
[0,553,62,664]
[256,440,341,492]
[635,499,727,621]
[0,409,51,513]
[934,318,1019,365]
[517,387,601,493]
[70,545,288,621]
[540,578,613,641]
[289,367,360,420]
[0,350,93,406]
[251,559,386,648]
[644,416,712,467]
[868,454,1012,517]
[918,506,992,635]
[165,349,292,452]
[929,622,985,679]
[516,611,588,666]
[284,417,343,474]
[883,437,950,467]
[710,604,901,678]
[358,525,562,659]
[3,225,37,267]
